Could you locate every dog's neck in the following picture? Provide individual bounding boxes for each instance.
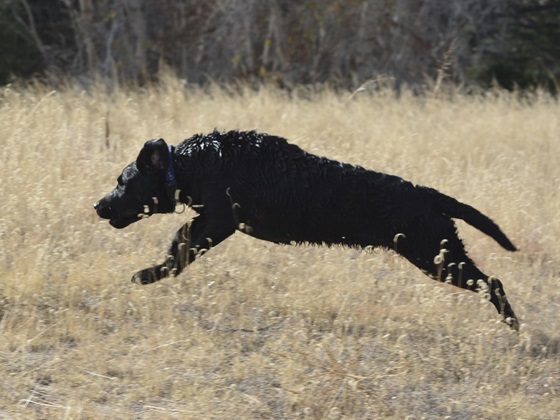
[165,145,178,204]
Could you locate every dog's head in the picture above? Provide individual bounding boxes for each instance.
[94,138,177,229]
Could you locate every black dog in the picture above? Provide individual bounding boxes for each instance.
[94,130,519,330]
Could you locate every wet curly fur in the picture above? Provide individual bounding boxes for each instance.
[95,130,519,329]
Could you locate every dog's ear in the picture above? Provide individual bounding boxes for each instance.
[136,138,169,174]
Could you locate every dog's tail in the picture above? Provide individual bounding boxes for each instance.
[422,186,517,251]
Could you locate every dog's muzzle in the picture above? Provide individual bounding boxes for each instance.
[94,201,144,229]
[93,201,111,219]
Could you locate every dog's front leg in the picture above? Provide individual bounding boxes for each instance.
[132,214,235,285]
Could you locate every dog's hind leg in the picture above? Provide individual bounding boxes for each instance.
[132,214,235,285]
[395,214,519,330]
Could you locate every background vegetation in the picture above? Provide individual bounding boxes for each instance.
[0,78,558,418]
[1,0,559,91]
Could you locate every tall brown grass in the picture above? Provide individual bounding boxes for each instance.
[0,77,559,419]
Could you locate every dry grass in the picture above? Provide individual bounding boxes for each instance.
[0,77,559,419]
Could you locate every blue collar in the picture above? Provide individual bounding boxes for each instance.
[165,145,177,203]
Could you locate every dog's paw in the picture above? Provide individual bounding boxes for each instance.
[131,266,166,285]
[131,269,151,285]
[504,316,520,332]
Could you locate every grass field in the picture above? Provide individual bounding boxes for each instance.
[0,77,559,419]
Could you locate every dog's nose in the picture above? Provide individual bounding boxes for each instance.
[93,202,100,210]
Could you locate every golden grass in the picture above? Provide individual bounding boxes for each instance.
[0,77,559,419]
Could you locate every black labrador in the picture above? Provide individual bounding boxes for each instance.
[94,130,519,330]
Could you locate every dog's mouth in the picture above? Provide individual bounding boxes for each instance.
[95,198,156,229]
[109,218,137,229]
[109,210,155,228]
